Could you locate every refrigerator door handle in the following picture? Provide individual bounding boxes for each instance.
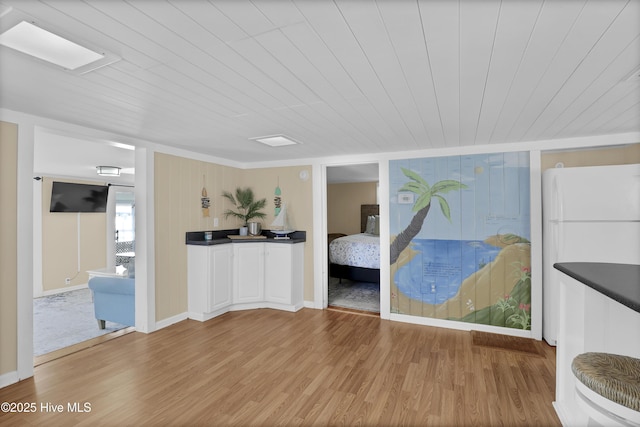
[554,176,564,259]
[554,176,563,221]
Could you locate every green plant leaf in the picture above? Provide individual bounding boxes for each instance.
[223,210,244,221]
[222,187,266,223]
[246,197,267,220]
[398,181,426,194]
[431,180,468,194]
[433,194,451,221]
[413,192,432,212]
[401,167,430,190]
[221,191,236,205]
[235,187,254,208]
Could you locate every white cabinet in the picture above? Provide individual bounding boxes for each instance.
[187,241,304,321]
[233,243,265,304]
[209,245,233,311]
[187,244,233,321]
[265,243,304,310]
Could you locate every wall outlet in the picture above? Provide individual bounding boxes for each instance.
[214,217,219,227]
[65,278,71,285]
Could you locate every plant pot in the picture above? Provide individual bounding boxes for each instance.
[248,222,262,236]
[239,226,248,236]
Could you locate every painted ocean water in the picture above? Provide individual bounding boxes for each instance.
[394,239,502,305]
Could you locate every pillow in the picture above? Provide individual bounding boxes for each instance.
[365,215,375,234]
[366,215,380,235]
[127,261,135,278]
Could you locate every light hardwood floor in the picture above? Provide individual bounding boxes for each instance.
[0,308,560,426]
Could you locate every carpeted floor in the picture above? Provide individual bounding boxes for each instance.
[328,277,380,313]
[33,288,127,356]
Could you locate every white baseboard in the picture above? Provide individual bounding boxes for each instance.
[153,312,188,331]
[389,313,534,339]
[553,401,573,427]
[0,371,19,389]
[304,300,318,309]
[263,302,304,312]
[187,307,230,322]
[36,283,88,298]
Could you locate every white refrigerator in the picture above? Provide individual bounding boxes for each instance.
[542,163,640,346]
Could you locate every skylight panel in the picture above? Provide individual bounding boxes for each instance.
[251,135,300,147]
[0,21,104,70]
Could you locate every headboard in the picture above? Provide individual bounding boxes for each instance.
[360,204,380,233]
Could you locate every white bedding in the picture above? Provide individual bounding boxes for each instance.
[329,233,380,269]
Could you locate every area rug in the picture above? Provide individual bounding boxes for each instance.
[328,278,380,313]
[33,288,127,356]
[471,330,542,356]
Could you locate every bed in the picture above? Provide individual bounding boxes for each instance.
[329,204,380,284]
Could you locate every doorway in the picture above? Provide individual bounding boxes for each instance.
[325,163,380,314]
[33,183,134,359]
[107,185,135,273]
[32,128,136,360]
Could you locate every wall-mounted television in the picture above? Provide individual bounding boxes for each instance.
[49,181,109,213]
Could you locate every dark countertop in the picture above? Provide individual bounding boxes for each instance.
[186,229,306,245]
[554,262,640,314]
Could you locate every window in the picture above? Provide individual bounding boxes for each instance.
[115,195,134,242]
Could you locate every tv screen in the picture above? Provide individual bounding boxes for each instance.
[50,182,109,213]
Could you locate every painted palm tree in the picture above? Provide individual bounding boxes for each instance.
[390,167,468,265]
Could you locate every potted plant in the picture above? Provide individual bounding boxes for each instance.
[222,187,267,236]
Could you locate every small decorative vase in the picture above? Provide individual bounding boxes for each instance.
[239,226,248,236]
[247,222,262,236]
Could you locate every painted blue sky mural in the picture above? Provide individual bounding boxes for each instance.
[390,152,530,241]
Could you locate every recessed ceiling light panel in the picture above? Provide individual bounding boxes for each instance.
[108,141,136,151]
[251,135,300,147]
[96,166,121,177]
[0,21,104,70]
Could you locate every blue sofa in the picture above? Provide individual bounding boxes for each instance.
[88,276,135,329]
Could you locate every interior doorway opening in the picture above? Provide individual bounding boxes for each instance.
[325,163,381,315]
[32,128,136,362]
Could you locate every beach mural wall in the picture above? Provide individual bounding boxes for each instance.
[390,152,531,330]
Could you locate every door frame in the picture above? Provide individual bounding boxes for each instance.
[316,161,382,311]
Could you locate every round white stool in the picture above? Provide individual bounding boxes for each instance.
[572,353,640,426]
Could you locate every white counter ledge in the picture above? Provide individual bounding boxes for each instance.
[553,262,640,426]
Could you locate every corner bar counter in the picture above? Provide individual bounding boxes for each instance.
[186,229,306,245]
[553,262,640,426]
[186,230,306,322]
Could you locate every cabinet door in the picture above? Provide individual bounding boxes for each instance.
[233,243,264,303]
[187,245,209,314]
[209,245,233,311]
[265,244,292,304]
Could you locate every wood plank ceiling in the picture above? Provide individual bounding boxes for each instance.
[1,0,639,163]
